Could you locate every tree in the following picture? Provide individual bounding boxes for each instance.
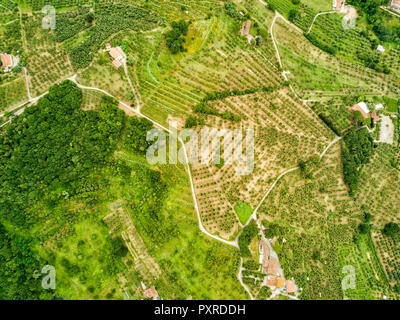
[288,9,299,22]
[363,212,372,223]
[383,222,400,237]
[358,223,370,234]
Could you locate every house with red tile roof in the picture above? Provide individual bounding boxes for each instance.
[108,46,126,69]
[145,286,159,299]
[286,280,297,293]
[1,54,14,72]
[350,102,370,119]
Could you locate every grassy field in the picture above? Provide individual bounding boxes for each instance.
[234,201,253,225]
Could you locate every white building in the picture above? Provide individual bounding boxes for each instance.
[377,45,385,53]
[391,0,400,11]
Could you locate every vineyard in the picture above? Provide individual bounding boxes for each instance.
[337,231,391,300]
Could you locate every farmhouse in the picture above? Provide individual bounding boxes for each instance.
[112,59,122,68]
[267,276,284,289]
[286,280,297,294]
[1,53,13,72]
[107,45,126,69]
[241,20,251,37]
[350,102,370,119]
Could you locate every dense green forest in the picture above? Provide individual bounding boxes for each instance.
[341,128,375,195]
[0,80,154,299]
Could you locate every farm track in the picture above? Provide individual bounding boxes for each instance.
[306,11,337,34]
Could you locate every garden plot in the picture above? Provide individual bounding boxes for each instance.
[190,87,333,239]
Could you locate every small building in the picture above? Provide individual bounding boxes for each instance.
[145,286,159,299]
[350,102,370,119]
[333,0,344,11]
[267,277,277,287]
[1,54,13,72]
[109,47,123,61]
[275,277,285,288]
[377,45,385,53]
[375,103,384,110]
[108,46,126,69]
[105,43,111,50]
[241,21,251,37]
[391,0,400,10]
[286,280,297,293]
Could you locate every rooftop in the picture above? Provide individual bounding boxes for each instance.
[1,54,12,68]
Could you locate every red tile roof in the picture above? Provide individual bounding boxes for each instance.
[1,54,12,68]
[286,280,296,293]
[351,104,369,119]
[145,286,158,298]
[267,277,277,287]
[276,278,284,288]
[112,59,122,68]
[109,48,121,60]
